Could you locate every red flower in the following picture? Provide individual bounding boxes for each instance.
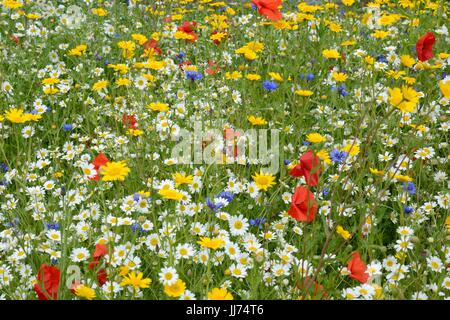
[224,128,241,158]
[122,114,138,130]
[296,276,327,299]
[178,21,197,42]
[251,0,283,21]
[33,264,60,300]
[289,150,321,186]
[210,30,227,45]
[205,60,221,75]
[89,152,109,181]
[288,186,318,222]
[88,244,109,286]
[96,268,108,286]
[347,252,369,284]
[143,39,162,55]
[416,32,435,62]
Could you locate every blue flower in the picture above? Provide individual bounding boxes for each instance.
[249,217,266,229]
[131,223,141,232]
[402,182,416,195]
[302,140,311,146]
[0,163,9,172]
[186,71,203,81]
[46,222,59,230]
[263,80,278,91]
[63,124,73,131]
[330,149,348,163]
[284,159,291,166]
[133,193,141,202]
[404,206,414,214]
[322,188,330,196]
[217,191,234,202]
[306,73,314,81]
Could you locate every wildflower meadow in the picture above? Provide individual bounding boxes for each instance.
[0,0,449,301]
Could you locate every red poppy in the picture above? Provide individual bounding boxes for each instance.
[224,128,241,158]
[89,152,109,181]
[289,150,321,187]
[33,264,60,300]
[416,32,435,62]
[88,244,109,286]
[122,114,138,130]
[288,186,318,222]
[205,60,221,75]
[178,21,197,42]
[143,39,162,55]
[296,276,327,299]
[251,0,283,21]
[347,252,369,284]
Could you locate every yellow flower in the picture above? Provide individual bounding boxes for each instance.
[67,44,87,56]
[100,161,130,181]
[92,8,108,16]
[246,74,261,81]
[252,172,276,191]
[158,188,184,201]
[164,279,186,298]
[369,167,385,176]
[120,271,152,289]
[365,56,375,65]
[322,49,340,59]
[108,63,129,74]
[174,31,195,40]
[336,225,351,240]
[390,173,413,182]
[173,172,194,187]
[197,237,225,250]
[342,0,355,5]
[74,284,96,300]
[42,78,60,85]
[400,55,415,67]
[147,102,169,112]
[4,108,40,124]
[316,149,331,165]
[116,78,131,86]
[341,143,360,156]
[371,30,390,39]
[439,80,450,99]
[295,89,314,97]
[332,72,348,82]
[131,33,148,45]
[210,32,227,42]
[92,80,108,91]
[306,133,326,143]
[225,71,243,80]
[208,287,233,300]
[248,115,267,126]
[268,72,283,82]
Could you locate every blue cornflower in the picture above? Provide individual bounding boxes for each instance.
[322,188,330,197]
[263,80,278,91]
[206,197,222,211]
[284,159,291,166]
[404,206,414,214]
[330,149,348,163]
[104,59,109,65]
[306,73,314,81]
[302,140,311,146]
[46,222,59,230]
[403,182,416,195]
[376,55,388,63]
[63,124,73,131]
[0,163,9,172]
[217,191,234,202]
[175,52,185,63]
[186,71,203,81]
[131,223,141,232]
[250,217,266,229]
[133,193,141,202]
